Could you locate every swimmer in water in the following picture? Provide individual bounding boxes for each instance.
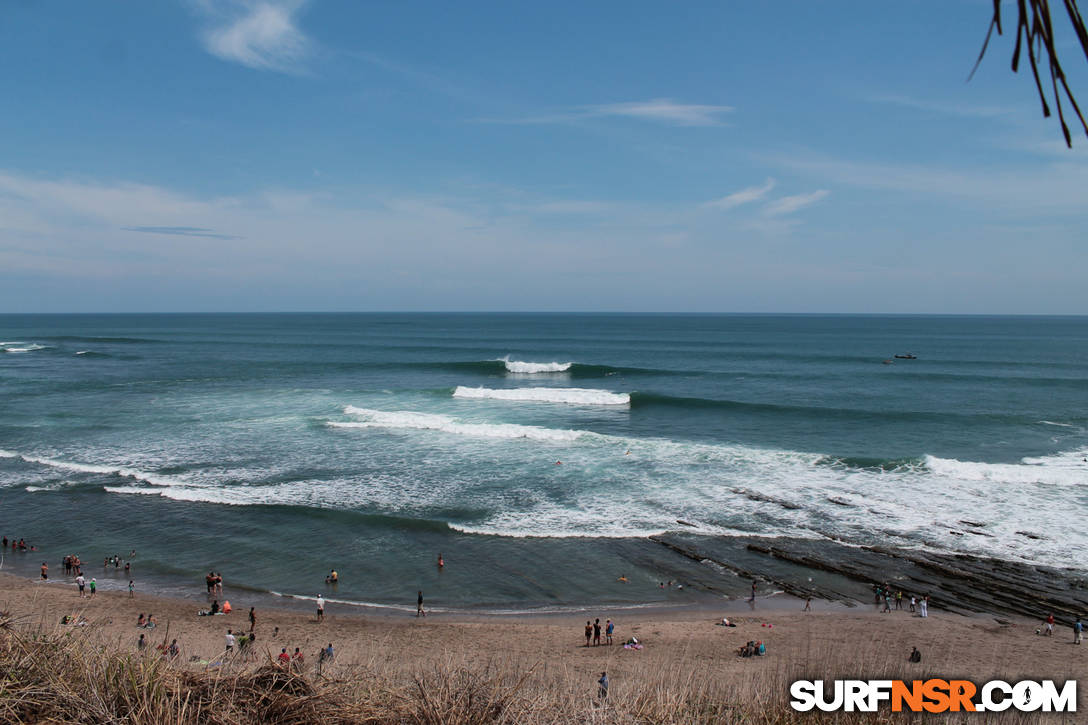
[555,460,562,465]
[437,553,444,568]
[625,450,630,455]
[617,575,628,583]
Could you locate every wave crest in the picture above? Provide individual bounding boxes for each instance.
[453,386,630,406]
[336,406,586,442]
[500,356,572,373]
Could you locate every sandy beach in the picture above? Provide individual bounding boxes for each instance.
[2,570,1083,720]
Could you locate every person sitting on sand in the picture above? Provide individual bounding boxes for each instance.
[210,600,220,615]
[278,648,291,666]
[909,646,921,662]
[145,614,156,628]
[137,613,146,628]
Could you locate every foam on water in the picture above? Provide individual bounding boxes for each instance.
[4,422,1085,569]
[453,386,630,406]
[1,344,47,353]
[335,406,587,442]
[0,450,184,488]
[499,356,573,373]
[925,450,1087,486]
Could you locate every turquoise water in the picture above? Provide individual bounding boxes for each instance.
[1,314,1086,610]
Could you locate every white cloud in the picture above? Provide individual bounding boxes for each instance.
[198,0,310,73]
[478,98,733,127]
[587,99,733,126]
[705,178,776,209]
[762,190,830,216]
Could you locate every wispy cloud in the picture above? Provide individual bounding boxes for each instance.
[868,93,1013,118]
[122,226,242,240]
[196,0,310,73]
[478,98,733,127]
[588,99,733,126]
[704,178,775,209]
[768,152,1088,213]
[762,190,830,216]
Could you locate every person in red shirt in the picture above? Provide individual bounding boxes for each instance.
[278,648,291,665]
[1045,613,1056,636]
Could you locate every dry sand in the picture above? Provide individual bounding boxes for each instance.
[2,571,1083,714]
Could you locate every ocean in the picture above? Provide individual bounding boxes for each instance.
[1,313,1085,612]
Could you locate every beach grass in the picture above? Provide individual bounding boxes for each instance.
[0,608,1073,724]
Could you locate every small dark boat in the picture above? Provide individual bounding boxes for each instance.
[893,353,917,359]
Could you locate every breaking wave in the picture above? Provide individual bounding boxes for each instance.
[500,356,572,374]
[335,406,587,442]
[452,386,630,406]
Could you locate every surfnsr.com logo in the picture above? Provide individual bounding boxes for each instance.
[790,679,1077,713]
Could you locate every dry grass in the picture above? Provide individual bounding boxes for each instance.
[0,613,1074,724]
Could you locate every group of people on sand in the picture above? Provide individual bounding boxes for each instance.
[198,599,232,616]
[873,583,929,617]
[583,617,615,646]
[1040,613,1084,643]
[738,640,766,657]
[136,612,157,629]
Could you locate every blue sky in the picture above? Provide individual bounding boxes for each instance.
[1,1,1085,313]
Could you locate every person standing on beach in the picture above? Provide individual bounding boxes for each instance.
[584,620,592,646]
[1045,613,1055,636]
[803,598,812,612]
[249,607,256,633]
[75,573,86,597]
[593,618,602,646]
[909,596,916,613]
[896,591,903,610]
[89,578,96,598]
[919,595,928,618]
[598,671,609,700]
[128,580,134,598]
[750,581,757,602]
[225,629,235,656]
[417,590,425,617]
[40,561,47,580]
[605,619,614,645]
[316,594,325,622]
[1074,618,1083,644]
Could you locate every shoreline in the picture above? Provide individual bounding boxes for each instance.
[0,567,842,623]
